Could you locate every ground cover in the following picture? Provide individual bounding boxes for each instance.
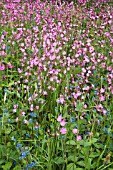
[0,0,113,169]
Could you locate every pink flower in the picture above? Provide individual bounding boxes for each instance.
[21,112,26,116]
[57,115,62,122]
[8,64,13,68]
[72,128,78,134]
[24,119,28,124]
[0,64,5,70]
[76,135,82,141]
[16,117,19,122]
[89,46,94,53]
[60,128,67,134]
[60,119,66,126]
[100,88,105,93]
[102,109,107,115]
[100,96,105,101]
[36,106,39,110]
[13,109,16,113]
[55,131,59,136]
[57,97,65,104]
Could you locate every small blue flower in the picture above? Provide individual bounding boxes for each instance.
[12,136,16,141]
[26,134,30,137]
[21,152,26,157]
[37,85,40,88]
[28,162,36,168]
[13,161,16,165]
[30,112,36,117]
[92,97,95,101]
[3,108,8,112]
[102,78,106,80]
[20,156,25,160]
[8,119,10,122]
[70,117,75,122]
[4,113,8,116]
[16,143,22,149]
[25,167,28,170]
[85,132,89,135]
[29,118,33,123]
[94,108,96,112]
[94,90,97,94]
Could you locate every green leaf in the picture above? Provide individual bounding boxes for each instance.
[77,140,84,146]
[89,152,100,158]
[13,165,21,170]
[5,128,12,135]
[90,162,97,169]
[2,162,12,170]
[76,101,83,111]
[107,140,113,151]
[0,160,5,165]
[76,161,85,167]
[67,163,76,170]
[8,81,14,87]
[91,138,98,144]
[68,155,78,162]
[66,140,76,145]
[83,141,91,147]
[54,157,65,165]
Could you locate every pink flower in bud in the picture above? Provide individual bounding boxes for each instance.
[16,117,19,122]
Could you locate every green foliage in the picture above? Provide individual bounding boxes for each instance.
[0,0,113,170]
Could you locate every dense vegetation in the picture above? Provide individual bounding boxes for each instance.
[0,0,113,169]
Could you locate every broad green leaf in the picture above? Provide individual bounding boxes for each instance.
[91,138,98,143]
[68,155,78,162]
[66,140,76,145]
[2,162,12,170]
[67,163,76,170]
[13,165,21,170]
[8,81,14,87]
[5,128,12,135]
[0,160,5,165]
[89,152,100,158]
[83,141,91,147]
[54,157,65,165]
[76,161,85,167]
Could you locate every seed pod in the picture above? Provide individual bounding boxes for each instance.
[104,154,110,165]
